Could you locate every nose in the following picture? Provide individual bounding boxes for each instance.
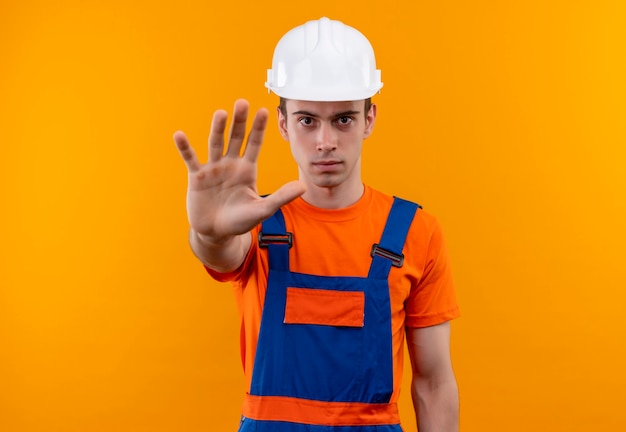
[315,122,337,152]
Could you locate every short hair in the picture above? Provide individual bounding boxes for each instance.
[279,97,372,119]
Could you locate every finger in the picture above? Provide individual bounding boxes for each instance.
[208,109,228,162]
[243,107,269,163]
[173,131,202,172]
[226,99,250,158]
[261,181,307,215]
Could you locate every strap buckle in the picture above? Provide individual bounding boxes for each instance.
[258,232,293,248]
[370,243,404,268]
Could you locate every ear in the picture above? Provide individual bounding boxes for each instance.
[277,106,289,141]
[363,103,377,139]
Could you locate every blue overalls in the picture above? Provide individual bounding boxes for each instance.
[239,198,419,432]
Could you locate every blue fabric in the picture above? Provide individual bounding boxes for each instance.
[368,198,419,279]
[261,209,290,271]
[245,198,418,430]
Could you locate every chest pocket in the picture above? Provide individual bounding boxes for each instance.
[284,287,365,327]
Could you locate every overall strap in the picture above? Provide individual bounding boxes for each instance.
[368,197,421,279]
[259,209,291,271]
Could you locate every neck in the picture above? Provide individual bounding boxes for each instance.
[300,180,365,209]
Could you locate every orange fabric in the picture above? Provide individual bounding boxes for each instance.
[207,185,460,405]
[284,287,365,327]
[242,394,400,426]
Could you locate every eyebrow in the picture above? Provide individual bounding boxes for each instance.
[291,110,361,118]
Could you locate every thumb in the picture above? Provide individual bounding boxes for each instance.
[261,180,306,215]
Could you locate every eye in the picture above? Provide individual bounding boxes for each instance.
[336,116,353,126]
[298,117,314,126]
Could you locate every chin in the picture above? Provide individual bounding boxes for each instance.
[312,179,343,189]
[308,170,349,187]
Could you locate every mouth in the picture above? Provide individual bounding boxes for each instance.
[312,160,342,172]
[313,160,342,166]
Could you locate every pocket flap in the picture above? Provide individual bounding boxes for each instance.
[284,287,365,327]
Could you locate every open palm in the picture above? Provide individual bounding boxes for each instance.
[174,99,305,243]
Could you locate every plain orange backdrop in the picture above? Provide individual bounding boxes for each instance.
[1,1,625,431]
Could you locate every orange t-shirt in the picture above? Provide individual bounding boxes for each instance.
[207,185,460,403]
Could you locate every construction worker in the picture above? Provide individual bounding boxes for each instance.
[174,17,460,432]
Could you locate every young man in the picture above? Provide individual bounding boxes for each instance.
[174,17,460,432]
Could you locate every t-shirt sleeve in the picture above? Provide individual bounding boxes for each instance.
[405,218,460,328]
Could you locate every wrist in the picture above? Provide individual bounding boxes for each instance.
[189,229,249,273]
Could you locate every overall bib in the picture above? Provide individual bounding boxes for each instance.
[239,198,419,432]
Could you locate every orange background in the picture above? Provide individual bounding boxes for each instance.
[1,1,625,431]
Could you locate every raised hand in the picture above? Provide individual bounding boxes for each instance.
[174,99,305,269]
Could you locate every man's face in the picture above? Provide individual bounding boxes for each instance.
[277,99,376,192]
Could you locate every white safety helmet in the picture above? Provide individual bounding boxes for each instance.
[265,17,383,101]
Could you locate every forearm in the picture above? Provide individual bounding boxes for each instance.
[412,376,459,432]
[189,229,251,273]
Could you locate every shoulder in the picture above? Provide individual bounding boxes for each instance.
[375,194,448,259]
[370,189,440,234]
[364,187,444,239]
[412,207,443,237]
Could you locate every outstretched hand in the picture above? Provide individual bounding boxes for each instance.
[174,99,306,244]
